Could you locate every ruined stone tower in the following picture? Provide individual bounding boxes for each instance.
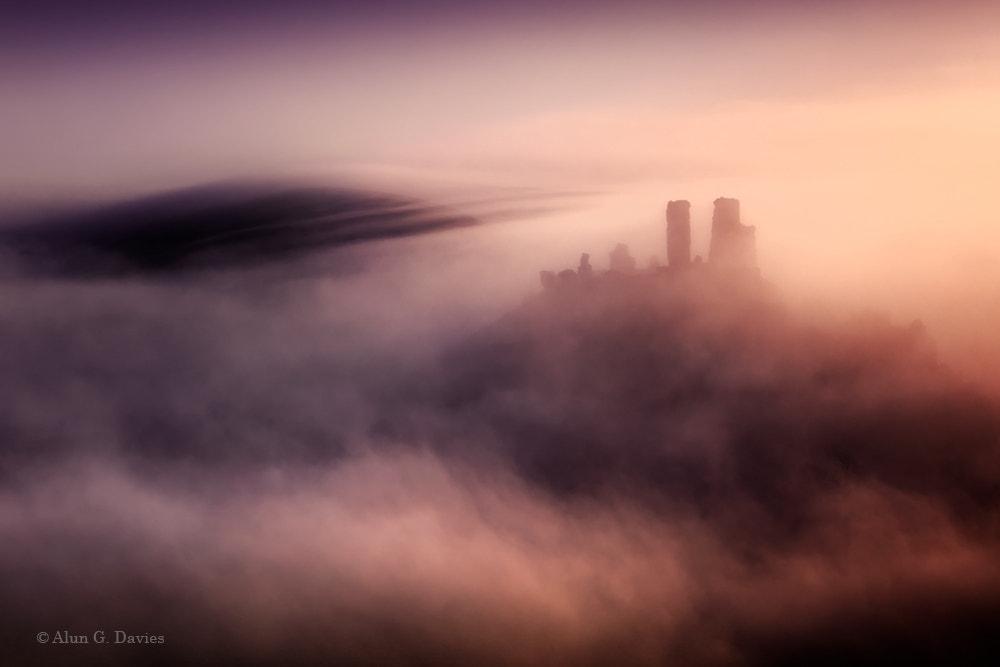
[609,243,636,273]
[708,197,757,269]
[666,200,691,268]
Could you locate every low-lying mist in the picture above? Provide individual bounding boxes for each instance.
[1,182,999,666]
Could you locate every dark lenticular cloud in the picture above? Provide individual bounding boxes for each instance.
[1,185,999,666]
[0,183,477,277]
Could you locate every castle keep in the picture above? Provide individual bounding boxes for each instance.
[706,197,756,270]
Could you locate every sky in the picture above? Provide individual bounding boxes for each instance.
[3,2,1000,395]
[4,0,1000,375]
[4,1,1000,195]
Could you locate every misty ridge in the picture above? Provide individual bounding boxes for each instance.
[1,184,999,666]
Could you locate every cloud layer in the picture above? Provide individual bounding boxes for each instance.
[1,188,999,665]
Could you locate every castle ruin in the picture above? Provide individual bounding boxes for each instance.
[541,197,758,289]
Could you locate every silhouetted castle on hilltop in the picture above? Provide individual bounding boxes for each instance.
[541,197,758,289]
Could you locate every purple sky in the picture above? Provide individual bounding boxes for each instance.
[4,0,998,197]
